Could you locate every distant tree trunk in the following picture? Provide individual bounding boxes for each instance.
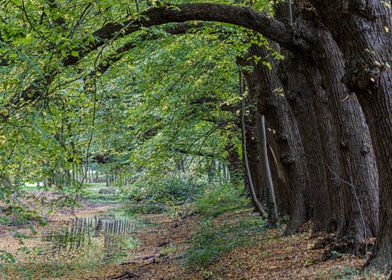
[257,113,279,224]
[95,170,99,182]
[241,73,267,217]
[227,144,242,185]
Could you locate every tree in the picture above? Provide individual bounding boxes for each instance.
[1,0,390,272]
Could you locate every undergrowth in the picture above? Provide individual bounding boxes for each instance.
[123,176,207,214]
[195,183,249,218]
[183,213,266,269]
[183,182,264,269]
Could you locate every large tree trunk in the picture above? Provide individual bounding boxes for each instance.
[314,30,379,242]
[270,3,378,245]
[306,0,391,270]
[240,45,309,233]
[282,48,378,243]
[280,52,335,232]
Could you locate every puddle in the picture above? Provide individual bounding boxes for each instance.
[42,215,140,260]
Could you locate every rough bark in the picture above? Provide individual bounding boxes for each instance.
[313,30,379,242]
[307,0,392,270]
[281,47,379,244]
[243,75,265,202]
[266,131,291,217]
[272,2,379,241]
[246,128,264,201]
[240,45,309,234]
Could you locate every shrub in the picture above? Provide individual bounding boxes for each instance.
[123,203,166,215]
[124,176,207,205]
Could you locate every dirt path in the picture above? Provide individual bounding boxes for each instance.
[1,205,377,280]
[103,211,370,280]
[102,214,199,280]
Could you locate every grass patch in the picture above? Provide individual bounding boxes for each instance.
[83,193,119,203]
[183,213,266,269]
[1,261,101,279]
[148,182,262,269]
[0,241,109,279]
[195,183,249,218]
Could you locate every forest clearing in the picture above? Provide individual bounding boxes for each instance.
[0,0,391,279]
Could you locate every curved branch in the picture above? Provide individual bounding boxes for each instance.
[66,3,306,66]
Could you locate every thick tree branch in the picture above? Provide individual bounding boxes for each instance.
[67,3,307,66]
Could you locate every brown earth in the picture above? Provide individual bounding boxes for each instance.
[100,211,378,280]
[1,205,386,280]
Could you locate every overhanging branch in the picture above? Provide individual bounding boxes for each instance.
[10,3,314,117]
[68,3,306,66]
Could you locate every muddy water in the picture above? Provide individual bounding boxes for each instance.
[42,215,140,260]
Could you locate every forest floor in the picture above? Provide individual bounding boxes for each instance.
[0,186,386,280]
[101,210,375,280]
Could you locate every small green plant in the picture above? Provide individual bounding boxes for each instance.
[0,251,16,264]
[160,244,178,256]
[330,249,344,259]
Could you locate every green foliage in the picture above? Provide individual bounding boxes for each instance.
[183,213,266,269]
[0,251,16,264]
[123,175,209,214]
[183,182,260,269]
[124,203,166,215]
[81,183,119,203]
[125,176,207,205]
[195,183,249,218]
[0,0,279,239]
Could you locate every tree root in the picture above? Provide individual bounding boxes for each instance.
[110,270,140,279]
[313,234,374,261]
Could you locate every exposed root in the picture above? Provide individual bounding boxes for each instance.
[313,234,374,261]
[110,270,140,279]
